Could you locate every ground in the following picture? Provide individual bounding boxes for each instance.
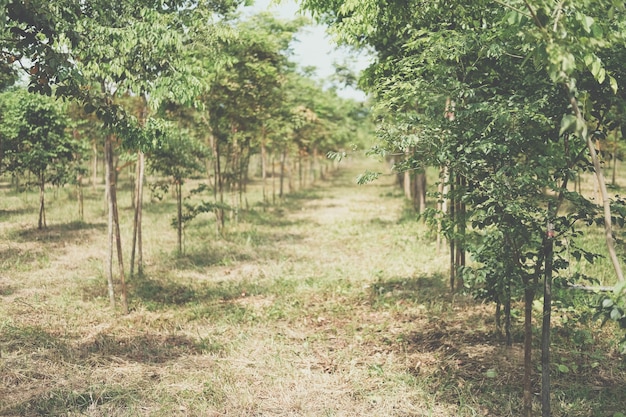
[1,158,625,416]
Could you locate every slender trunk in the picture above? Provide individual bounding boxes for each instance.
[272,154,276,204]
[289,153,295,193]
[261,131,267,204]
[569,92,624,282]
[280,149,286,198]
[542,226,554,417]
[449,170,455,291]
[456,175,466,289]
[311,146,318,185]
[298,150,303,190]
[130,151,145,277]
[495,302,502,335]
[214,140,224,233]
[77,175,84,221]
[504,276,512,347]
[130,162,135,210]
[92,141,98,190]
[523,276,536,417]
[137,153,144,276]
[612,150,617,186]
[177,180,183,254]
[38,173,46,229]
[437,167,446,254]
[416,171,426,214]
[403,169,412,200]
[106,135,128,314]
[104,137,116,310]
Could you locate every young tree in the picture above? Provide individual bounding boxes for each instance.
[147,121,209,254]
[0,89,76,229]
[300,1,626,416]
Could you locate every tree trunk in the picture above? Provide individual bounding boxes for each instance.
[403,169,412,201]
[298,150,303,190]
[523,276,536,417]
[38,173,46,230]
[569,93,625,282]
[104,137,116,310]
[92,140,98,190]
[272,154,276,204]
[279,149,286,199]
[77,174,84,221]
[504,276,512,347]
[261,131,267,204]
[137,153,144,276]
[105,135,128,314]
[437,167,446,254]
[130,151,145,277]
[311,146,318,185]
[176,180,183,254]
[542,224,555,417]
[214,139,224,234]
[449,170,455,291]
[414,171,427,213]
[455,175,466,289]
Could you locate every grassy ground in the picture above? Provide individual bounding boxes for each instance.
[1,158,625,416]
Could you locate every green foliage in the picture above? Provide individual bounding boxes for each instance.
[0,88,77,184]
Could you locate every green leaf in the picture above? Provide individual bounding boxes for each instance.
[559,114,577,135]
[609,75,618,94]
[610,307,622,321]
[557,364,570,373]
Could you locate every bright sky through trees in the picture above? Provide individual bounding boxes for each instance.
[243,0,370,101]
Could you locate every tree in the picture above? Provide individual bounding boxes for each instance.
[147,121,209,254]
[299,1,626,416]
[0,88,76,229]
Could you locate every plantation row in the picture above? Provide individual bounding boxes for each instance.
[3,1,626,415]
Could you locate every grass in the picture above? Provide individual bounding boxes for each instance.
[0,159,625,416]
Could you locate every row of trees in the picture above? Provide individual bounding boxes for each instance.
[0,1,371,314]
[300,0,626,415]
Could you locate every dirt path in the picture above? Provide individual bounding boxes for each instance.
[0,160,492,417]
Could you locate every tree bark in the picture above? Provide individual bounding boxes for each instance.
[280,148,286,198]
[105,135,128,314]
[261,130,267,205]
[77,174,84,221]
[92,140,98,190]
[542,224,554,417]
[449,170,456,291]
[104,137,116,310]
[569,93,625,282]
[38,173,46,229]
[403,169,412,200]
[130,151,145,277]
[213,139,224,234]
[523,275,536,417]
[176,180,183,254]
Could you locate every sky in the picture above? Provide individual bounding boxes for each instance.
[242,0,371,101]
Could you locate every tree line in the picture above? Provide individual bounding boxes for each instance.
[300,0,626,415]
[0,0,372,314]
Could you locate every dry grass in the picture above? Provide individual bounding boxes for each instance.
[1,158,625,416]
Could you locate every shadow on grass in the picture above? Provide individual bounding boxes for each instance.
[0,246,48,270]
[8,221,106,244]
[0,323,202,365]
[1,384,139,417]
[130,274,268,311]
[370,274,449,305]
[371,276,626,416]
[0,323,203,414]
[0,208,30,219]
